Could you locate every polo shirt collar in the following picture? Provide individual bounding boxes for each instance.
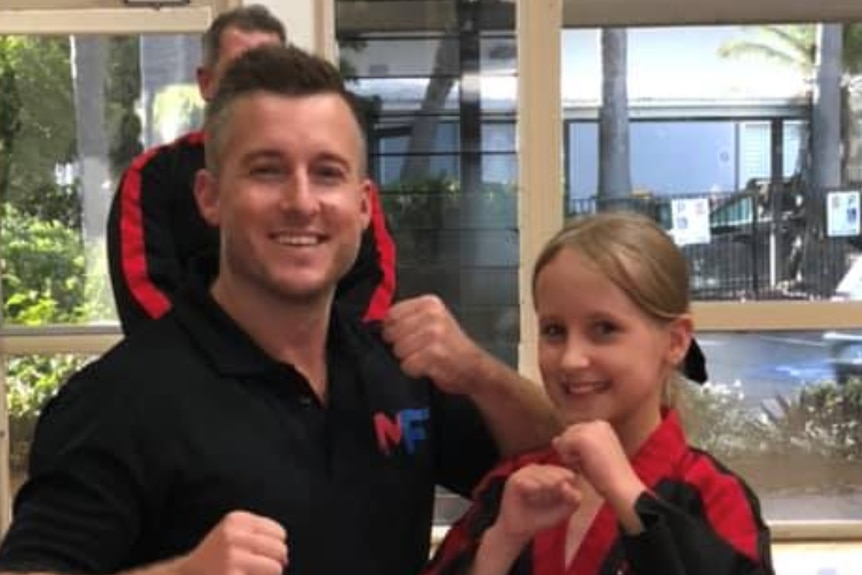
[172,255,348,377]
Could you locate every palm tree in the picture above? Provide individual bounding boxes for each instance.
[718,25,815,74]
[598,28,632,207]
[71,36,109,245]
[719,24,862,186]
[398,33,458,183]
[720,24,852,291]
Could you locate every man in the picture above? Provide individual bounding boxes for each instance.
[0,45,558,575]
[107,4,396,333]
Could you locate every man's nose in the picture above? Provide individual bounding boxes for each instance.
[280,172,318,214]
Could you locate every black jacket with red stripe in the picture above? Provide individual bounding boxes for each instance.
[424,410,775,575]
[107,130,396,334]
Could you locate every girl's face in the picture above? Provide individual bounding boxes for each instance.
[534,247,691,450]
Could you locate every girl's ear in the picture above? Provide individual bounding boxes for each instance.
[666,314,694,368]
[194,168,221,227]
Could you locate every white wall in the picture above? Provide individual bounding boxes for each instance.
[248,0,331,57]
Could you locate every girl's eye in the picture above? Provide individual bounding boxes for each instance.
[539,323,565,340]
[593,321,618,338]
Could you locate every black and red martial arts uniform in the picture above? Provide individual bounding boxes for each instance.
[425,409,774,575]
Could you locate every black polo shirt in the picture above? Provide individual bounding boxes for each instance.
[0,274,498,575]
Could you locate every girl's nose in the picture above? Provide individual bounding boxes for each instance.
[560,339,590,370]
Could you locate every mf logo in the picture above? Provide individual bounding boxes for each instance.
[373,408,430,456]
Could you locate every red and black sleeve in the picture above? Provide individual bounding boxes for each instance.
[106,132,206,335]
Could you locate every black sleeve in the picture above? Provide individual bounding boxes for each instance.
[0,371,155,574]
[333,182,396,323]
[621,492,775,575]
[424,461,534,575]
[107,149,185,336]
[430,387,499,498]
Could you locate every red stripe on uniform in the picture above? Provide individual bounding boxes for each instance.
[118,132,204,319]
[685,452,762,563]
[363,181,397,322]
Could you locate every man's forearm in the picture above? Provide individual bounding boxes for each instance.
[468,350,561,455]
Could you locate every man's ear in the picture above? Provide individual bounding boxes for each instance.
[666,314,694,368]
[194,168,221,227]
[359,179,374,231]
[196,66,215,102]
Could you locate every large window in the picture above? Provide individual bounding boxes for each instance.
[337,1,520,362]
[0,0,215,530]
[0,34,202,329]
[561,16,862,528]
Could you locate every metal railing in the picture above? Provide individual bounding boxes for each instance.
[567,185,860,302]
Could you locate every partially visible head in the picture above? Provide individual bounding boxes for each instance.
[531,212,693,445]
[204,44,367,177]
[197,4,286,101]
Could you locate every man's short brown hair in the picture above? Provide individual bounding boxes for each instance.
[204,44,367,175]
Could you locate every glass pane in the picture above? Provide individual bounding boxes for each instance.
[337,0,519,363]
[0,34,201,328]
[695,329,862,521]
[5,353,96,499]
[562,24,862,302]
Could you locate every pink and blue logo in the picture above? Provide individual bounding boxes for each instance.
[373,408,430,455]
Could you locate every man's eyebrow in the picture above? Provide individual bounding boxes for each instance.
[314,151,351,168]
[239,149,283,164]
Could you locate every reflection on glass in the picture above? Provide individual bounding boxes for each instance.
[5,354,95,498]
[685,330,862,521]
[337,0,520,364]
[563,24,862,303]
[0,34,200,328]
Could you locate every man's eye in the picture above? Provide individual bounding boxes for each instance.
[315,165,346,182]
[250,165,283,177]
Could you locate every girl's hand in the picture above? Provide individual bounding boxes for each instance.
[493,464,582,548]
[552,421,647,533]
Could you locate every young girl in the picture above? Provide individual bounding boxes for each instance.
[424,212,774,575]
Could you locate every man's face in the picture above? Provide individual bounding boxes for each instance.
[195,92,371,309]
[197,27,282,101]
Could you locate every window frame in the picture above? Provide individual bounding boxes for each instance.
[3,0,862,541]
[0,0,234,532]
[524,0,862,541]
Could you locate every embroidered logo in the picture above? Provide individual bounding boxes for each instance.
[373,408,429,455]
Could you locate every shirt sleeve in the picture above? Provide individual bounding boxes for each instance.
[424,460,532,575]
[107,146,184,335]
[0,371,155,574]
[334,181,397,322]
[621,491,775,575]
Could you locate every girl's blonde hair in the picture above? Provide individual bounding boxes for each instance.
[532,211,692,405]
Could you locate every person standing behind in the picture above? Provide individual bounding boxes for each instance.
[0,45,559,575]
[424,212,774,575]
[107,4,396,333]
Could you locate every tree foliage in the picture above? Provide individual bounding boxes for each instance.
[0,34,138,429]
